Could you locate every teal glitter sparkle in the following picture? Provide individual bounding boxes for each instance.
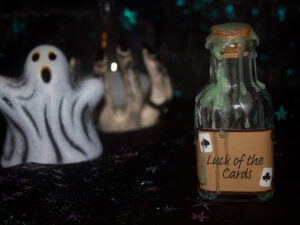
[89,32,96,39]
[277,7,286,22]
[183,9,191,15]
[275,105,288,122]
[225,4,235,20]
[12,18,26,34]
[174,89,183,98]
[194,0,211,11]
[209,10,220,19]
[176,0,185,7]
[120,8,138,30]
[289,42,295,49]
[286,68,295,76]
[200,24,209,31]
[259,54,268,62]
[251,7,259,16]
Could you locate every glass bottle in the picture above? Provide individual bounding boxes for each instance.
[194,23,274,202]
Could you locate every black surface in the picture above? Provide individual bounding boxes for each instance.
[0,99,298,225]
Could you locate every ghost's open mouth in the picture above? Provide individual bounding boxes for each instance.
[41,67,52,83]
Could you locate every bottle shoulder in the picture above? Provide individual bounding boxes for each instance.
[194,85,273,129]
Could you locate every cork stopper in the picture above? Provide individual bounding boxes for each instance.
[211,23,253,40]
[210,22,254,58]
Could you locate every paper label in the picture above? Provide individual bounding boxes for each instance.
[196,128,274,193]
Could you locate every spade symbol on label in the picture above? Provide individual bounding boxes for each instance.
[198,133,212,153]
[263,172,271,181]
[201,139,210,149]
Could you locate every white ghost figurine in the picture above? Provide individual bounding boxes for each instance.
[0,45,104,167]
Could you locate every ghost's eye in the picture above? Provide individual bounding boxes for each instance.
[32,52,40,62]
[41,67,51,83]
[49,52,57,61]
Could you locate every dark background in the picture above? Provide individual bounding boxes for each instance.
[0,0,299,224]
[0,0,300,102]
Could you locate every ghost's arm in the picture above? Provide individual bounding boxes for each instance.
[93,56,114,108]
[117,47,143,107]
[69,57,81,82]
[76,78,104,109]
[0,75,28,116]
[0,75,26,93]
[142,48,173,105]
[164,72,173,100]
[116,47,144,129]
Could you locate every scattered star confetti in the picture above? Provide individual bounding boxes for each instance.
[146,166,159,173]
[191,211,210,222]
[141,180,153,186]
[186,197,221,210]
[145,186,160,192]
[156,204,181,213]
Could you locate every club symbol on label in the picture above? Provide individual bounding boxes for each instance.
[259,168,272,187]
[198,133,212,153]
[263,172,271,181]
[201,139,210,149]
